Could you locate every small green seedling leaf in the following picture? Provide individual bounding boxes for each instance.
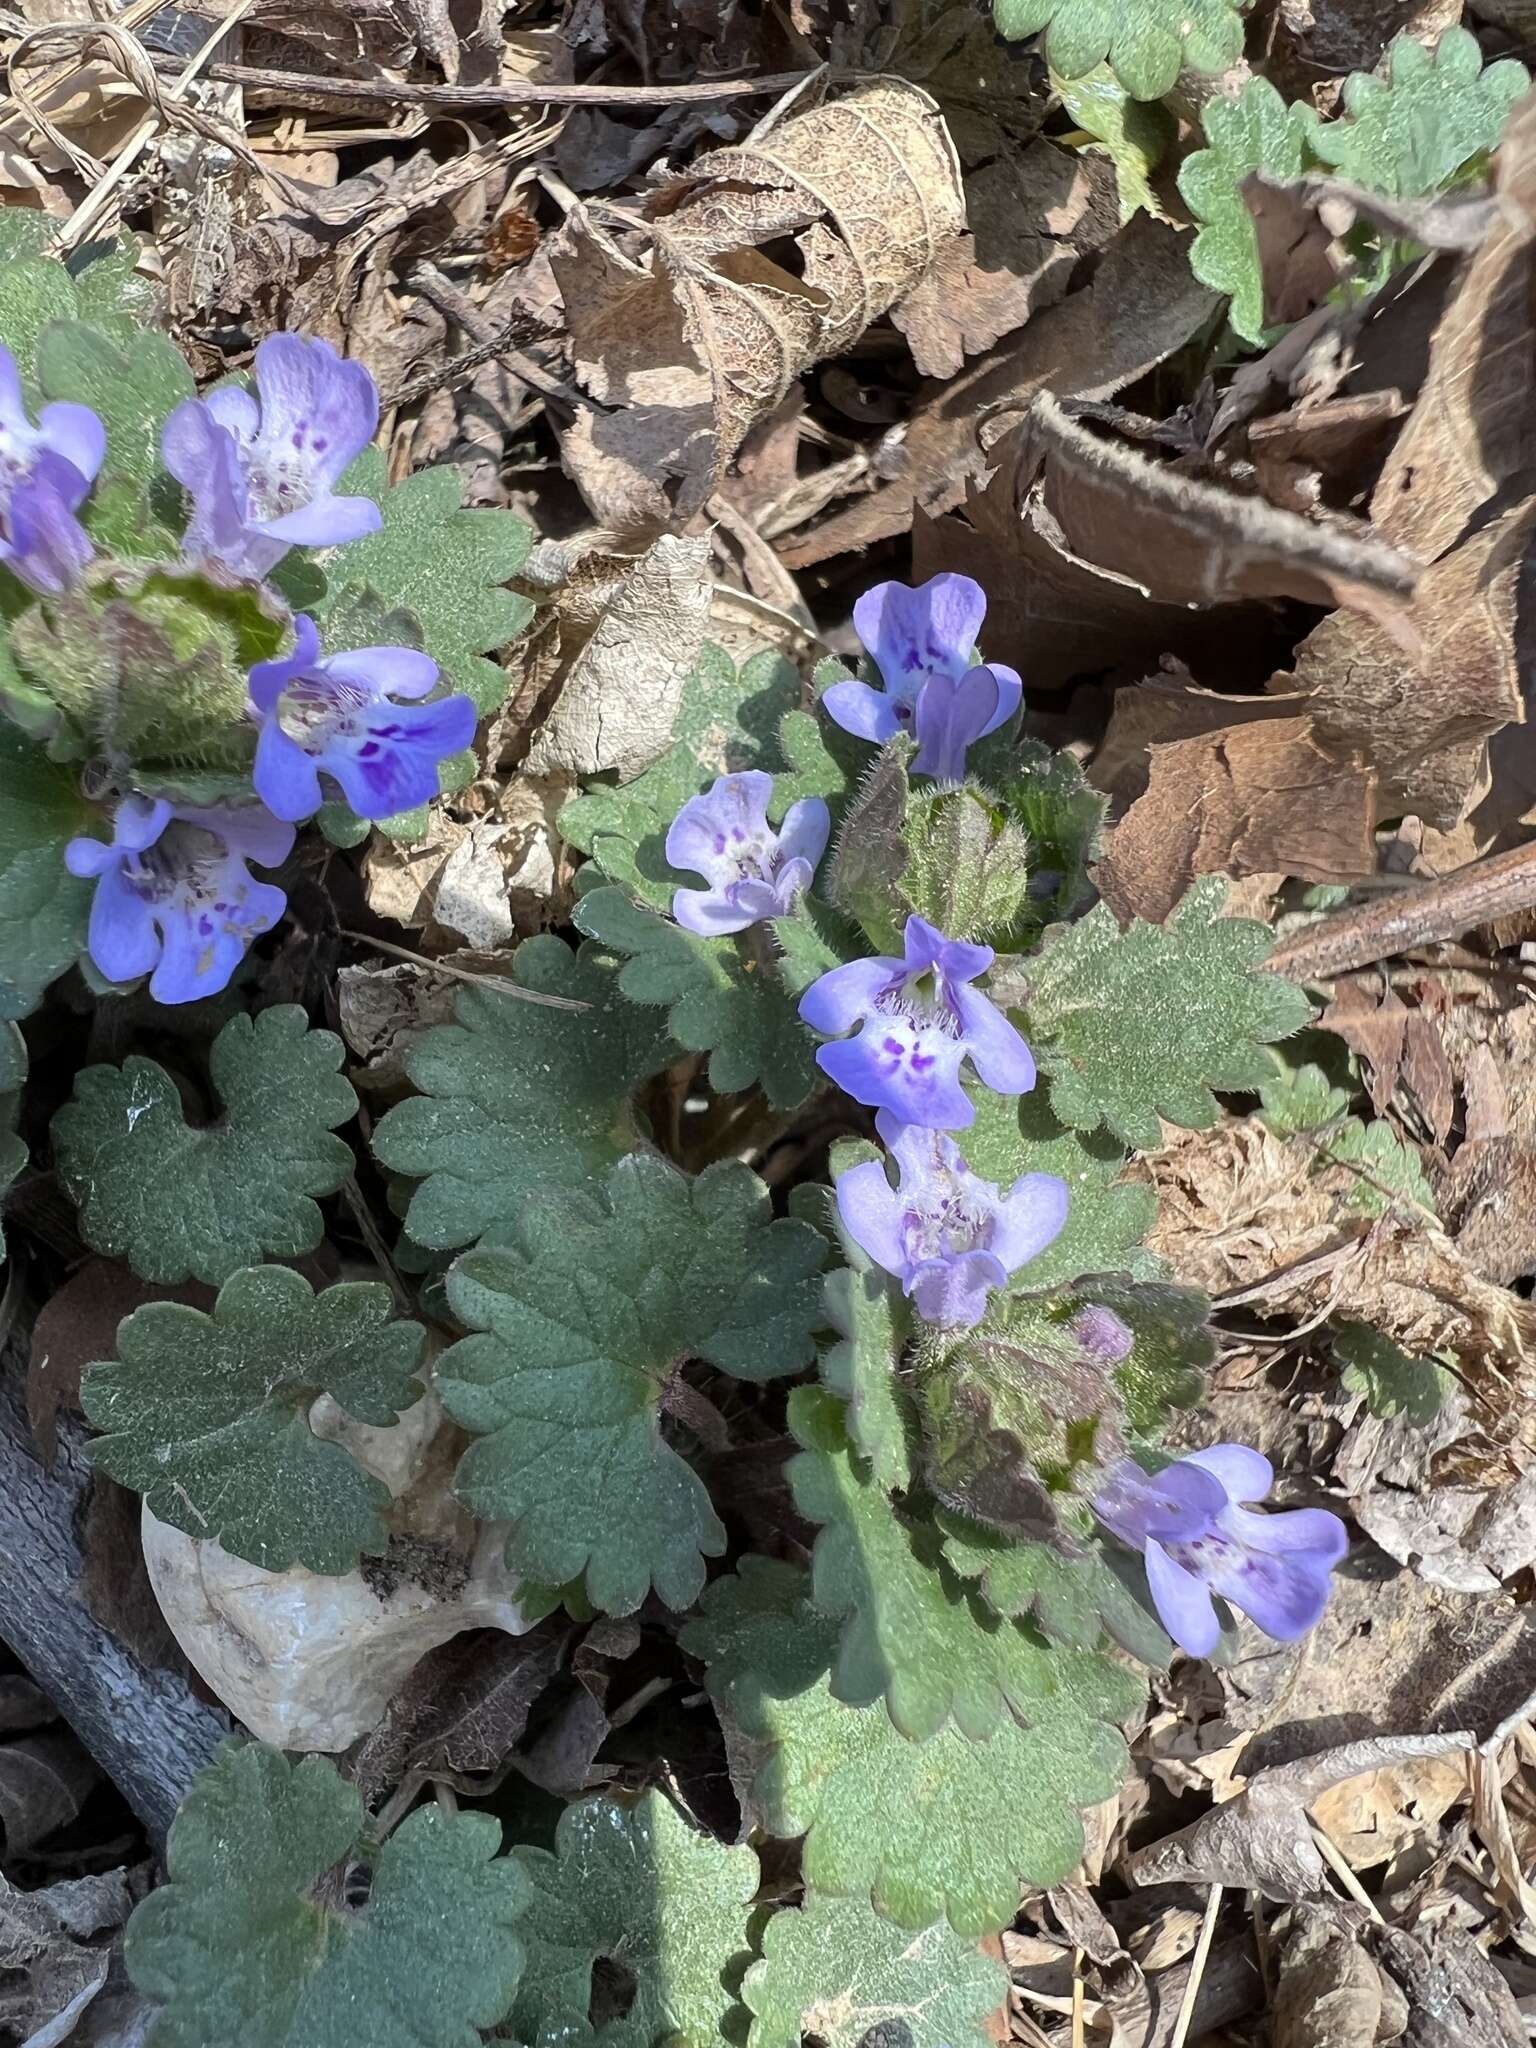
[1258,1061,1354,1135]
[372,936,678,1253]
[1333,1320,1449,1423]
[84,1266,426,1573]
[511,1791,758,2048]
[683,1559,1138,1935]
[310,449,533,716]
[441,1152,826,1613]
[995,0,1245,100]
[126,1743,525,2048]
[1055,65,1174,222]
[52,1006,356,1286]
[745,1892,1008,2048]
[1179,78,1312,344]
[0,723,94,1019]
[574,884,817,1110]
[1301,28,1529,199]
[1013,878,1312,1150]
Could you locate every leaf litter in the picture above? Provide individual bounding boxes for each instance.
[6,0,1536,2042]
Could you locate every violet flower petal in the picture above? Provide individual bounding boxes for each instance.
[1145,1540,1222,1656]
[853,574,987,694]
[989,1172,1071,1271]
[908,1248,1009,1330]
[911,665,1001,783]
[797,955,894,1036]
[820,677,908,743]
[834,1156,908,1275]
[1181,1443,1274,1502]
[951,981,1036,1095]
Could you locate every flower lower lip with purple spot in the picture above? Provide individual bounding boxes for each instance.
[161,333,382,582]
[664,771,831,936]
[247,613,474,822]
[0,342,104,595]
[837,1113,1069,1328]
[65,795,295,1005]
[798,913,1036,1129]
[1092,1445,1348,1657]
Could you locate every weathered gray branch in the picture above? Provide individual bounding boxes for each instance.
[0,1349,228,1846]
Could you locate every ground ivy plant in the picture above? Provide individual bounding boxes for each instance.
[0,240,1350,2046]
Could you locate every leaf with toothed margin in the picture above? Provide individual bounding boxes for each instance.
[509,1791,758,2048]
[939,1510,1174,1665]
[83,1265,425,1574]
[744,1892,1008,2048]
[994,0,1246,100]
[372,935,679,1254]
[819,1262,915,1494]
[125,1743,526,2048]
[51,1006,356,1286]
[1006,878,1312,1151]
[439,1152,826,1614]
[573,882,817,1110]
[789,1385,1129,1742]
[682,1556,1139,1935]
[0,723,94,1020]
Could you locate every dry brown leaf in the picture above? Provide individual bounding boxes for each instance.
[525,534,712,779]
[1125,1732,1473,1901]
[1008,393,1421,629]
[889,142,1113,381]
[1272,503,1531,829]
[1272,1902,1406,2048]
[551,76,963,528]
[1321,978,1456,1141]
[1097,714,1377,925]
[781,212,1218,570]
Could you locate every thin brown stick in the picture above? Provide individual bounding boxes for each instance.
[153,54,812,111]
[1169,1884,1223,2048]
[1268,837,1536,983]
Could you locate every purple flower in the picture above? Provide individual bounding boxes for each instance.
[1072,1305,1134,1365]
[247,614,473,822]
[798,914,1035,1129]
[821,575,1022,752]
[665,772,831,936]
[1092,1445,1348,1658]
[0,343,104,594]
[64,795,294,1005]
[161,334,382,581]
[838,1115,1068,1328]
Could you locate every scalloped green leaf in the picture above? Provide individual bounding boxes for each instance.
[511,1791,758,2048]
[939,1513,1173,1664]
[311,448,533,716]
[84,1265,425,1573]
[126,1744,525,2047]
[1179,77,1312,344]
[573,883,817,1110]
[1055,65,1174,223]
[772,705,870,826]
[819,1262,914,1494]
[0,723,94,1020]
[372,936,678,1254]
[0,225,76,387]
[995,0,1246,100]
[745,1892,1007,2048]
[35,321,194,557]
[441,1152,826,1613]
[682,1558,1138,1935]
[52,1006,356,1286]
[789,1387,1135,1741]
[1012,878,1312,1150]
[1301,28,1529,199]
[560,644,804,908]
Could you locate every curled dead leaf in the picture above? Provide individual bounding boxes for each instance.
[551,75,964,528]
